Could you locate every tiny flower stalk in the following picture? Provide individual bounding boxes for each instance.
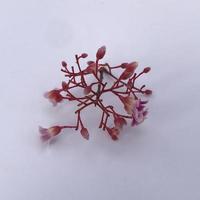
[40,46,152,142]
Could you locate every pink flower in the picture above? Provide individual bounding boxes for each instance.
[80,127,89,140]
[106,127,120,141]
[119,95,135,114]
[114,116,127,129]
[132,100,148,126]
[39,126,62,142]
[96,46,106,60]
[44,89,63,106]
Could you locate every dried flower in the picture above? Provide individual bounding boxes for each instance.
[106,127,120,140]
[39,126,62,142]
[114,116,127,129]
[132,100,148,126]
[119,95,136,114]
[44,89,63,106]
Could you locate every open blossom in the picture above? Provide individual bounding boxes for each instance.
[39,126,62,141]
[132,100,148,126]
[120,95,136,114]
[44,89,63,106]
[114,116,127,129]
[106,127,120,140]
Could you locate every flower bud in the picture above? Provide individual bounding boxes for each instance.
[120,62,138,80]
[96,46,106,60]
[143,67,151,73]
[114,117,127,129]
[80,127,89,140]
[39,126,62,142]
[81,53,88,58]
[84,85,92,95]
[144,89,152,95]
[62,81,68,91]
[62,61,67,67]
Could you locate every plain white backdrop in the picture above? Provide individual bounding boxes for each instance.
[0,0,200,199]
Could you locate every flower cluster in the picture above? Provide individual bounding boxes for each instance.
[40,46,152,142]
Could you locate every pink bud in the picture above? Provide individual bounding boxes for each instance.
[120,62,138,80]
[62,81,68,91]
[106,127,120,141]
[62,61,67,67]
[144,89,152,95]
[143,67,151,73]
[84,85,92,95]
[114,117,127,129]
[81,53,88,58]
[80,127,89,140]
[96,46,106,60]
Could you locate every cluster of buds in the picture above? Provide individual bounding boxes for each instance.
[40,46,152,142]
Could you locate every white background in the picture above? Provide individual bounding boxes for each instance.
[0,0,200,199]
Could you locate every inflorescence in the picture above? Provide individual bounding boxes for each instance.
[39,46,152,141]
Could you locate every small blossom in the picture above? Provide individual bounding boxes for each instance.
[120,62,138,80]
[96,46,106,60]
[114,116,127,129]
[80,127,89,140]
[120,95,135,114]
[106,127,120,141]
[44,89,63,106]
[132,100,148,126]
[39,126,62,142]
